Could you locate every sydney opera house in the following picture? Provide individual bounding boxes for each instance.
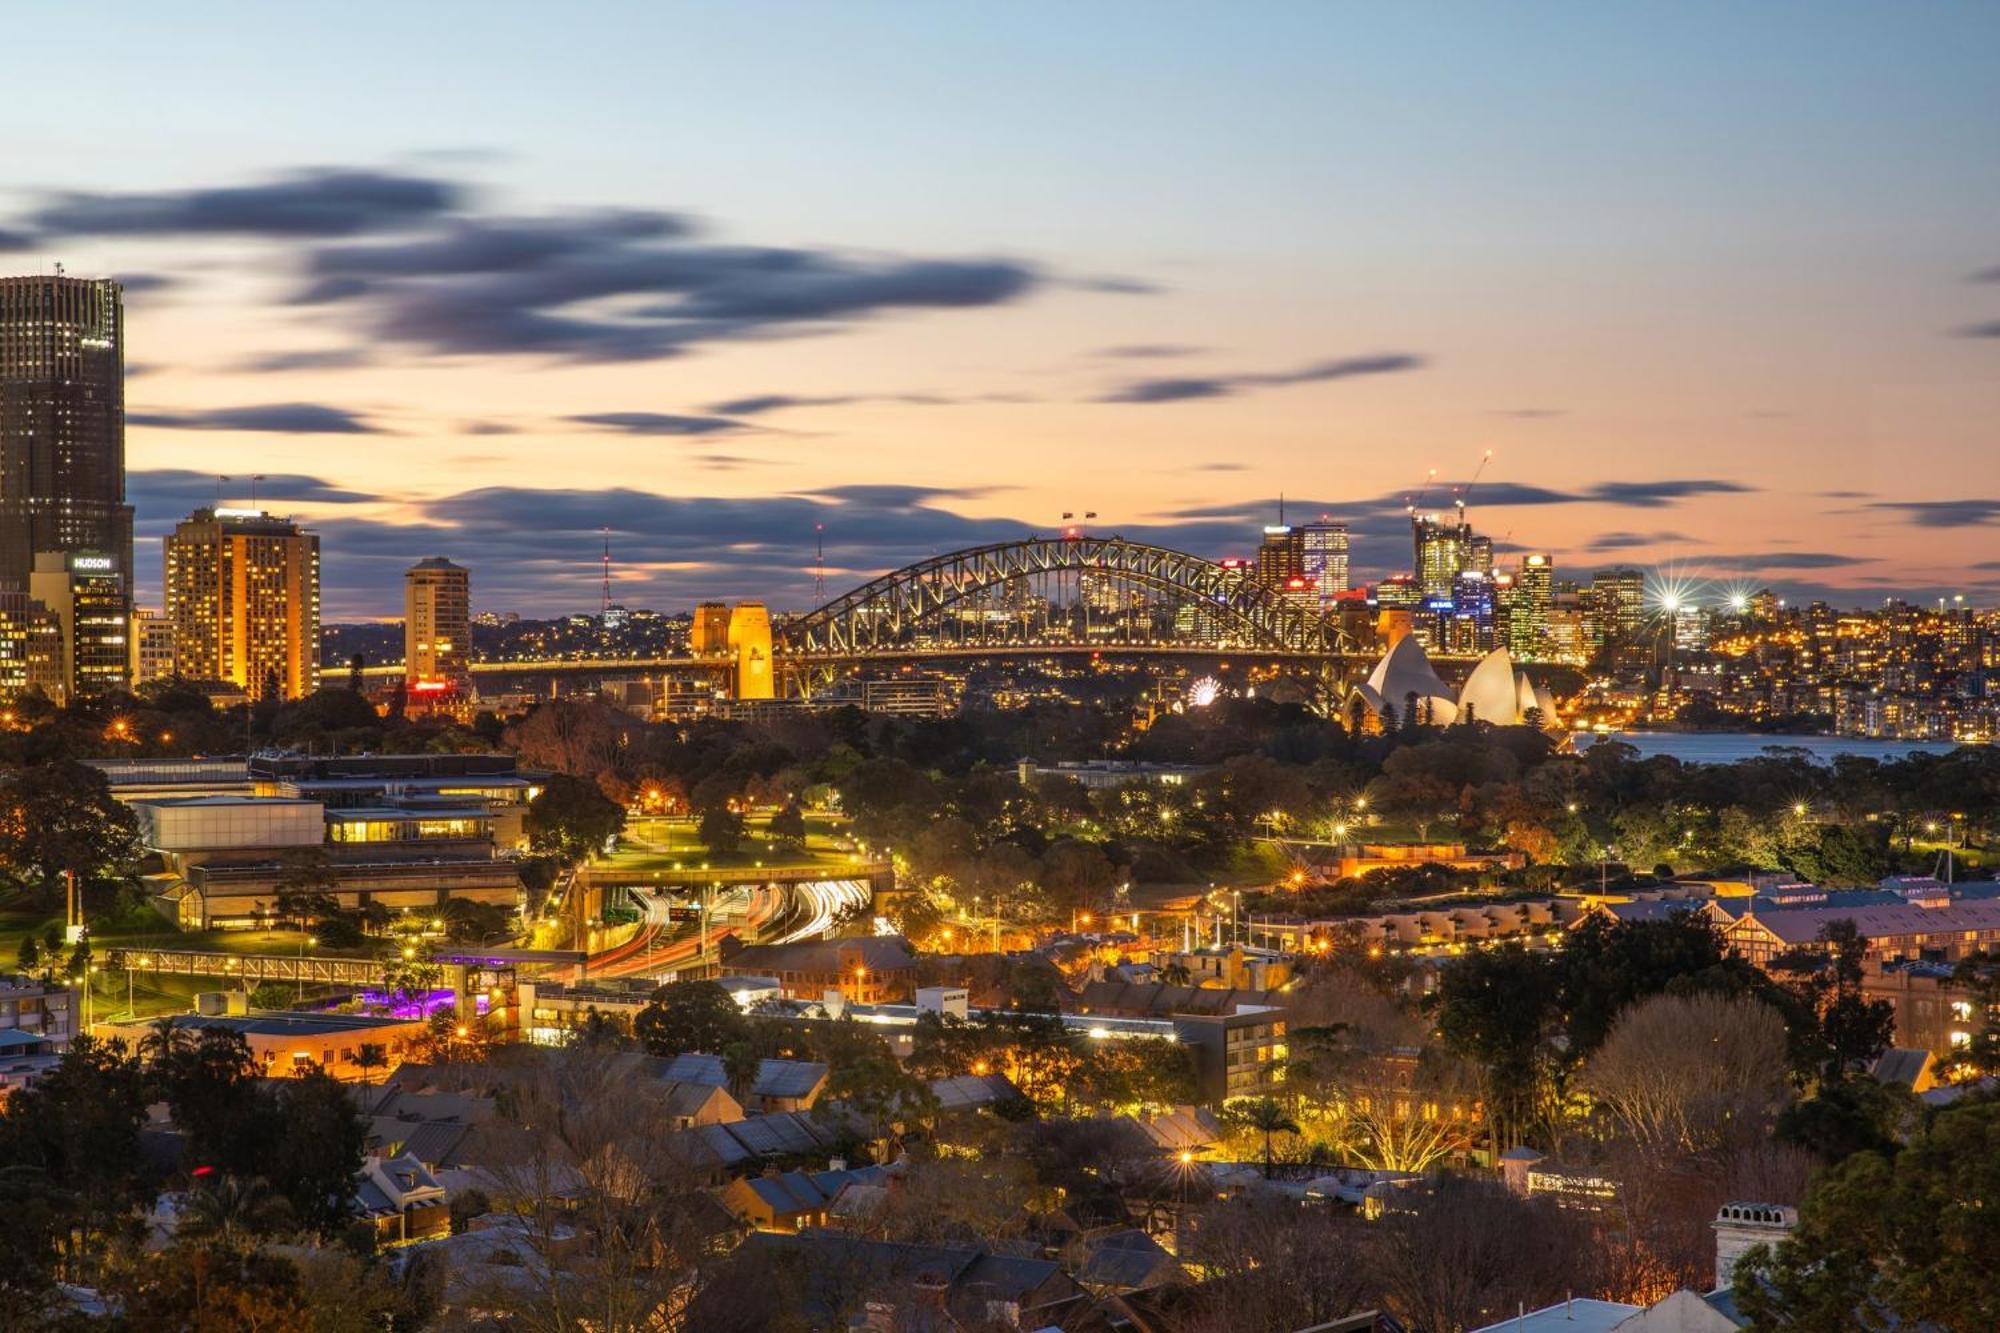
[1350,636,1560,730]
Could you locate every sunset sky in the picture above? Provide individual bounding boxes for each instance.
[7,2,1998,618]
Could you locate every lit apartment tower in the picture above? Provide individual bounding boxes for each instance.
[1510,554,1553,660]
[129,608,177,685]
[28,550,129,700]
[1588,568,1646,644]
[164,508,320,700]
[0,591,63,704]
[1298,521,1350,603]
[404,557,471,686]
[0,276,134,592]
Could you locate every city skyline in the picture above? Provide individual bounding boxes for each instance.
[5,3,1996,617]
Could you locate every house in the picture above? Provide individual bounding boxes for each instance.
[929,1072,1026,1114]
[354,1152,451,1245]
[718,1229,1085,1330]
[659,1052,831,1114]
[1068,1230,1180,1295]
[1723,898,2000,968]
[720,1162,894,1232]
[660,1078,745,1129]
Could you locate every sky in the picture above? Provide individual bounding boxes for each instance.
[5,2,1998,619]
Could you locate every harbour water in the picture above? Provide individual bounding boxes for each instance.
[1572,731,1969,765]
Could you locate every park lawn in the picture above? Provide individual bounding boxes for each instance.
[608,814,863,873]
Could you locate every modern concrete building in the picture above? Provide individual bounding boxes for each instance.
[163,507,321,700]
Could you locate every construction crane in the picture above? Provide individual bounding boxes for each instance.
[1405,467,1438,515]
[1454,449,1493,528]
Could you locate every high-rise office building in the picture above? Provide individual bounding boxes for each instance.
[1413,514,1494,597]
[1255,525,1303,586]
[404,557,471,686]
[1588,567,1647,644]
[1509,554,1554,660]
[28,550,128,701]
[1298,521,1350,604]
[164,508,321,700]
[0,276,133,593]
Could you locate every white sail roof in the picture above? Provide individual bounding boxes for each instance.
[1361,635,1458,725]
[1457,647,1525,725]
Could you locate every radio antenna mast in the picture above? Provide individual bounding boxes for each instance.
[600,527,612,617]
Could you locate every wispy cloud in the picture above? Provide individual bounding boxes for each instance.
[1099,352,1426,404]
[566,412,752,437]
[28,168,461,239]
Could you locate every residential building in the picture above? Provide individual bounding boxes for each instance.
[129,606,177,684]
[0,275,134,593]
[164,506,320,700]
[720,1162,892,1233]
[0,974,75,1099]
[404,557,471,687]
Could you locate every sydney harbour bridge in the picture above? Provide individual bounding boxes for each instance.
[369,535,1475,706]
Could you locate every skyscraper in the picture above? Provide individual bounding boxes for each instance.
[1298,520,1350,604]
[164,507,321,700]
[1588,567,1646,644]
[404,557,471,686]
[0,276,133,592]
[1510,554,1553,660]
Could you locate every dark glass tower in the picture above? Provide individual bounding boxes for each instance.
[0,275,133,592]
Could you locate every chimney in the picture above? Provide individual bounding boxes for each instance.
[1712,1201,1798,1290]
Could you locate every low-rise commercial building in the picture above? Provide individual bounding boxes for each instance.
[93,1009,425,1081]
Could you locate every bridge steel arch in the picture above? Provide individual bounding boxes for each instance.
[776,536,1354,664]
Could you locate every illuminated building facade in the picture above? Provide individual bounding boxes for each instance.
[164,508,321,700]
[727,601,775,699]
[1509,554,1553,660]
[1255,525,1303,588]
[1588,567,1645,647]
[403,557,470,686]
[0,276,134,594]
[27,549,129,700]
[129,608,176,684]
[1297,520,1349,603]
[0,590,62,705]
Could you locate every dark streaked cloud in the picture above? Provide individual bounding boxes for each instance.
[1867,498,2000,526]
[290,208,1054,362]
[566,412,751,437]
[29,168,461,239]
[1955,319,2000,339]
[129,402,387,434]
[114,273,179,293]
[235,348,374,373]
[1705,551,1872,570]
[460,420,522,436]
[1590,530,1701,550]
[1969,266,2000,283]
[0,228,31,250]
[1095,343,1207,359]
[701,391,955,416]
[693,454,771,470]
[1099,352,1425,403]
[1582,479,1753,507]
[129,468,382,513]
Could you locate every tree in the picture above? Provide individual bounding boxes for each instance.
[1735,1100,2000,1331]
[632,980,748,1059]
[0,1036,150,1286]
[177,1174,293,1250]
[1581,992,1791,1159]
[267,1067,368,1237]
[1231,1097,1301,1179]
[767,800,808,849]
[353,1042,389,1086]
[272,846,341,930]
[0,759,140,907]
[14,936,37,975]
[698,803,746,855]
[526,771,626,863]
[1434,943,1562,1150]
